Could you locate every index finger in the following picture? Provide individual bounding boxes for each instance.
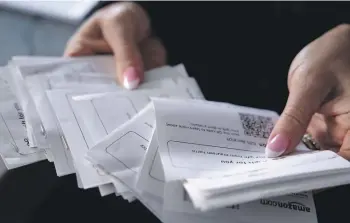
[99,3,151,87]
[64,11,106,56]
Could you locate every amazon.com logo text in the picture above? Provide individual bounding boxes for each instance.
[260,199,311,213]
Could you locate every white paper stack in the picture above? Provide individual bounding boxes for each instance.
[1,55,350,223]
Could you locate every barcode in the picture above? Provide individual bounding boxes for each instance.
[239,113,274,139]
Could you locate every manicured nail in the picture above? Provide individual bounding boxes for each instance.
[123,67,140,90]
[265,134,289,158]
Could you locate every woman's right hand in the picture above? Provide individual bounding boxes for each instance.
[266,24,350,160]
[64,2,167,90]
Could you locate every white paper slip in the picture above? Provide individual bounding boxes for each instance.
[47,88,121,189]
[13,55,116,78]
[68,79,178,193]
[8,56,117,149]
[71,79,179,144]
[93,161,131,194]
[173,64,205,100]
[173,64,189,78]
[137,129,165,199]
[46,77,186,189]
[22,73,121,176]
[184,150,350,211]
[85,103,155,188]
[11,58,113,149]
[98,184,116,197]
[6,63,48,150]
[152,98,279,181]
[0,68,46,169]
[71,77,203,152]
[83,84,194,185]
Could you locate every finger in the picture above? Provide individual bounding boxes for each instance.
[101,3,151,89]
[306,114,329,149]
[139,37,167,70]
[64,43,94,57]
[265,70,332,158]
[64,39,112,57]
[324,113,350,146]
[338,130,350,160]
[306,114,339,150]
[64,10,103,56]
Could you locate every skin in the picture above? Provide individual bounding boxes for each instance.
[64,2,166,85]
[64,2,350,160]
[269,24,350,160]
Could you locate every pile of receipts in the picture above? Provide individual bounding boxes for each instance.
[1,55,350,223]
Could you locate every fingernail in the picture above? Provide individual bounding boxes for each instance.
[123,67,140,90]
[265,134,289,158]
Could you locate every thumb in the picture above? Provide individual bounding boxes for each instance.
[266,72,331,158]
[101,3,151,90]
[338,130,350,160]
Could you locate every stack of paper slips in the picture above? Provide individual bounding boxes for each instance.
[1,55,350,223]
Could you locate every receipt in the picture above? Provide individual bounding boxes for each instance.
[99,183,116,197]
[0,67,46,169]
[83,85,192,182]
[47,88,121,189]
[153,98,281,181]
[184,150,350,211]
[23,74,120,176]
[13,57,116,149]
[85,103,156,189]
[47,76,194,189]
[137,129,165,198]
[71,79,180,143]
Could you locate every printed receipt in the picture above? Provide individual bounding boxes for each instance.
[0,68,46,169]
[84,85,194,186]
[88,99,318,223]
[152,97,284,181]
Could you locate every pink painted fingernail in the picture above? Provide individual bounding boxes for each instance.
[123,67,140,90]
[265,134,289,158]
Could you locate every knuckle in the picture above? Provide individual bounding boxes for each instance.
[149,45,167,66]
[65,36,80,49]
[281,106,310,130]
[149,38,167,56]
[67,37,84,47]
[99,2,150,40]
[334,23,350,35]
[329,23,350,45]
[101,2,146,23]
[121,2,143,11]
[288,60,331,94]
[154,44,167,64]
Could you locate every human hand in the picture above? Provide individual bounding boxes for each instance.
[266,24,350,160]
[64,2,167,89]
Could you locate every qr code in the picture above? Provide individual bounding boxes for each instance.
[239,113,274,139]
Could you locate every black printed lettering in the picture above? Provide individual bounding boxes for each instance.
[24,138,30,147]
[140,144,147,151]
[260,199,311,213]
